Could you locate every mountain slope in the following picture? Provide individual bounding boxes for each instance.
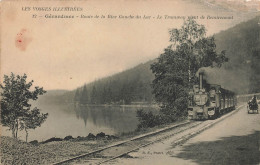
[213,16,260,93]
[65,60,156,104]
[49,16,260,104]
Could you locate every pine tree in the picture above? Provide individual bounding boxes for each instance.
[74,88,80,103]
[80,85,89,104]
[90,86,97,104]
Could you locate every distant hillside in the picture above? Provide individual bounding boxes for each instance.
[45,90,69,96]
[213,15,260,93]
[53,60,156,104]
[37,89,70,104]
[46,16,260,104]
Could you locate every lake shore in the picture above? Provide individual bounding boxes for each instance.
[73,102,160,108]
[1,136,104,165]
[1,121,183,165]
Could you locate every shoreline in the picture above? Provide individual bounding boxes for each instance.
[0,120,185,165]
[72,102,160,108]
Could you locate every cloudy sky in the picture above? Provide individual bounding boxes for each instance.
[1,0,258,90]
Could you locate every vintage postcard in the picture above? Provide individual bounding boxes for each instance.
[1,0,260,164]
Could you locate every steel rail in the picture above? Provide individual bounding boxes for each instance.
[97,104,245,165]
[51,120,192,165]
[96,121,204,165]
[52,105,244,165]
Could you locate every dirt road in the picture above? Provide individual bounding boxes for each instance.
[109,105,260,165]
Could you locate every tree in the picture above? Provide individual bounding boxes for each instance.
[80,85,89,104]
[101,85,112,104]
[169,18,228,87]
[90,86,97,104]
[151,18,228,121]
[74,88,81,103]
[120,83,132,104]
[151,48,189,122]
[101,87,107,104]
[20,108,48,142]
[0,73,48,140]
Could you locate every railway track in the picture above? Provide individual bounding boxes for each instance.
[52,105,244,165]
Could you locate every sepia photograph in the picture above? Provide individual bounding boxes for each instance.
[0,0,260,164]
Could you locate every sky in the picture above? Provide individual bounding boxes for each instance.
[1,0,259,90]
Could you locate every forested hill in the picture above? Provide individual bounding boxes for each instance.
[45,16,260,104]
[37,89,70,104]
[213,16,260,93]
[73,60,155,104]
[61,60,156,104]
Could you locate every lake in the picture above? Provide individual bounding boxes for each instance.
[1,103,159,142]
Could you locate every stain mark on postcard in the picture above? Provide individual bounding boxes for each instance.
[15,29,32,51]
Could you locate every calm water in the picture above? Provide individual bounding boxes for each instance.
[2,102,158,142]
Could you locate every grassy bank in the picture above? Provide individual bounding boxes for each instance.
[0,119,186,165]
[1,136,109,165]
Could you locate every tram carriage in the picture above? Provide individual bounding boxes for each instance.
[188,73,236,120]
[247,95,259,114]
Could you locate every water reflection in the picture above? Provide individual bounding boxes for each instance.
[74,105,141,133]
[2,103,158,141]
